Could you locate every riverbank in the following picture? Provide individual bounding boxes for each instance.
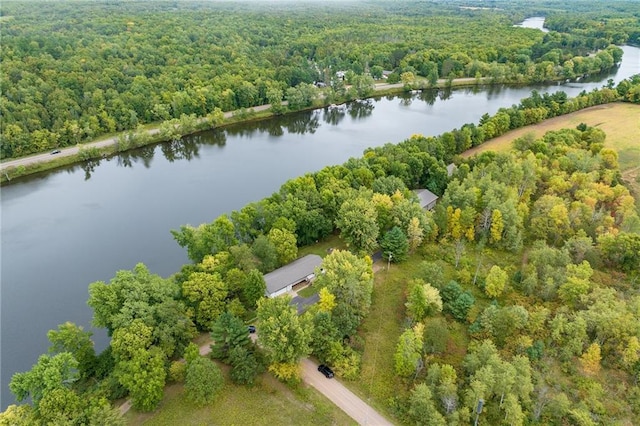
[0,77,490,184]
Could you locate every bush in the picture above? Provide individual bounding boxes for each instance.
[169,361,186,383]
[441,281,475,322]
[185,357,224,407]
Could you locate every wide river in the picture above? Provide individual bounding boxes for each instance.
[1,27,639,408]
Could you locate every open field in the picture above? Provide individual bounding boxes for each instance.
[124,372,355,426]
[462,102,640,170]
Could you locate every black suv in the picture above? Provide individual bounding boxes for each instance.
[317,364,334,378]
[248,325,256,333]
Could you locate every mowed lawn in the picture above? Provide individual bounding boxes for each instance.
[125,372,356,426]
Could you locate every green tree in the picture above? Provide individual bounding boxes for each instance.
[309,311,340,362]
[441,281,475,322]
[117,346,166,411]
[394,323,425,378]
[335,195,379,254]
[172,216,238,263]
[229,345,263,386]
[558,261,592,307]
[209,312,251,362]
[251,235,278,273]
[87,263,194,359]
[37,387,81,425]
[313,249,374,336]
[109,320,167,411]
[9,353,78,410]
[598,232,640,273]
[182,271,228,330]
[47,322,96,379]
[267,228,298,266]
[408,383,447,426]
[405,279,443,322]
[380,226,409,263]
[242,269,267,309]
[185,357,224,406]
[256,296,312,380]
[484,265,508,298]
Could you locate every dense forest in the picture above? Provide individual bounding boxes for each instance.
[2,1,640,425]
[1,0,639,158]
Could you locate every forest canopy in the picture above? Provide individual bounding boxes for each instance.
[1,0,638,158]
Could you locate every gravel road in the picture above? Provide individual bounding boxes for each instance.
[300,358,394,426]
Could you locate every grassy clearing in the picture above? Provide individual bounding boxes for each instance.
[349,253,447,421]
[125,371,356,426]
[463,102,640,170]
[297,234,347,258]
[296,284,319,298]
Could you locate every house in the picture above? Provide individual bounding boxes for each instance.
[263,254,323,298]
[415,188,439,210]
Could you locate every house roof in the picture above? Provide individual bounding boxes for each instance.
[414,189,439,209]
[446,163,457,177]
[263,254,323,296]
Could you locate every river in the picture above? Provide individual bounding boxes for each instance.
[1,38,638,409]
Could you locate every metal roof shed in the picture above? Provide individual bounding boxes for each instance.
[414,188,439,210]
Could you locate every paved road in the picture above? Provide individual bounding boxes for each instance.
[300,358,394,426]
[0,106,269,173]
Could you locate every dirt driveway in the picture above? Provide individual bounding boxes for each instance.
[300,358,394,426]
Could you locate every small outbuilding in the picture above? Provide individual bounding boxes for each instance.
[446,163,457,177]
[415,188,439,211]
[263,254,323,298]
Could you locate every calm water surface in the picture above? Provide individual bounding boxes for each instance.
[1,41,638,408]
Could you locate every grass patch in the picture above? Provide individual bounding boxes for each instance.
[296,285,319,298]
[348,254,426,421]
[125,371,355,426]
[297,233,347,258]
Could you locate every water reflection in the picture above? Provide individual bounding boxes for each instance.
[161,137,202,162]
[81,159,102,180]
[323,105,346,126]
[418,89,438,105]
[347,99,374,119]
[116,144,156,169]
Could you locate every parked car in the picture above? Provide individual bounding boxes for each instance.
[248,325,256,334]
[50,150,61,155]
[317,364,334,378]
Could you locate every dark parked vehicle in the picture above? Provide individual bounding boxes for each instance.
[248,325,256,333]
[317,364,334,378]
[50,150,61,155]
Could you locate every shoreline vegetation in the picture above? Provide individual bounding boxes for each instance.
[0,73,627,184]
[0,77,489,183]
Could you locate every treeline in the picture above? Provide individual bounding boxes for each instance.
[1,0,638,159]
